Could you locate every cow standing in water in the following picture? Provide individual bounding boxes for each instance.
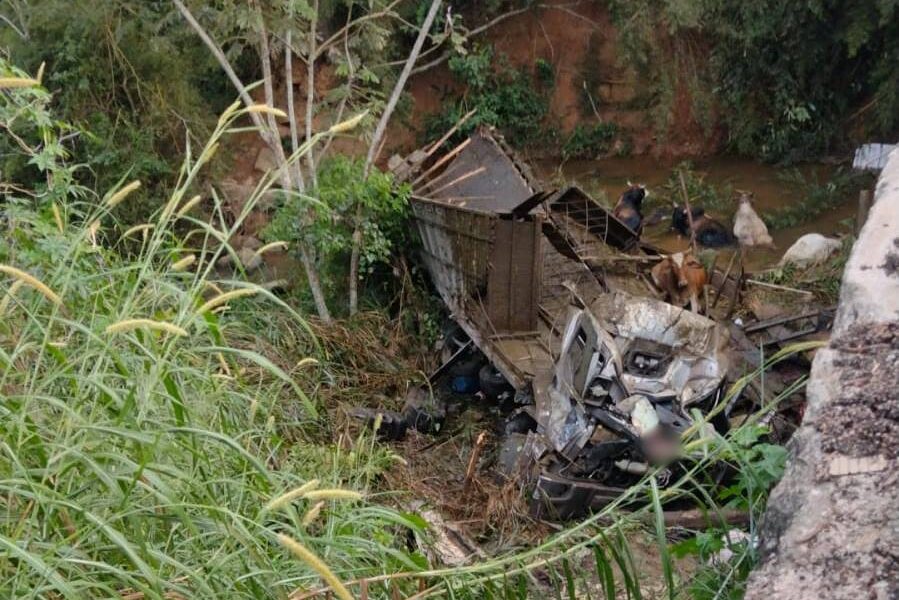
[614,183,647,235]
[671,205,734,248]
[733,191,775,248]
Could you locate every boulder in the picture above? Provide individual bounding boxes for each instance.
[254,146,278,173]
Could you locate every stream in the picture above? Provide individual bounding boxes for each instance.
[536,156,860,271]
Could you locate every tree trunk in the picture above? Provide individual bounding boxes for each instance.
[348,0,443,315]
[173,0,332,323]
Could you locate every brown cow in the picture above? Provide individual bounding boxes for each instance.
[650,251,708,313]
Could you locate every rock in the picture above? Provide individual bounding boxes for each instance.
[216,237,264,272]
[387,154,405,172]
[254,146,278,173]
[779,233,842,268]
[219,176,278,214]
[240,235,262,251]
[238,247,263,271]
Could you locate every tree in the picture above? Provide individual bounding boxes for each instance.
[172,0,455,320]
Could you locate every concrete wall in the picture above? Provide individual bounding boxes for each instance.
[744,149,899,599]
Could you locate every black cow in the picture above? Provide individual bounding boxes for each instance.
[613,183,646,235]
[671,205,734,248]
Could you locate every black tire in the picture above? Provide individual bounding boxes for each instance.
[479,363,513,400]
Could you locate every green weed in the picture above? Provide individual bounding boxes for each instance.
[561,122,621,160]
[764,167,873,230]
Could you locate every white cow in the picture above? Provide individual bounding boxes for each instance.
[779,234,842,268]
[733,192,774,248]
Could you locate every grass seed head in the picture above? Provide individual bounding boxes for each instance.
[105,318,188,337]
[0,77,40,88]
[0,265,63,306]
[263,479,321,512]
[171,255,196,272]
[122,224,154,239]
[176,195,203,218]
[302,501,325,527]
[328,111,368,134]
[246,104,288,119]
[276,534,354,600]
[302,489,363,502]
[197,288,259,314]
[105,180,142,209]
[52,203,64,233]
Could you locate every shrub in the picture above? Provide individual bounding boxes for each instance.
[607,0,899,162]
[561,122,620,159]
[424,46,554,148]
[264,156,411,312]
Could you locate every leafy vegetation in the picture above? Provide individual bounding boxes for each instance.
[764,167,873,229]
[0,0,233,221]
[424,46,556,148]
[264,156,411,312]
[607,0,899,162]
[651,162,735,215]
[561,122,621,160]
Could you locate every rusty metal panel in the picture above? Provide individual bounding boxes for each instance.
[410,197,495,309]
[487,219,514,328]
[487,217,542,332]
[426,132,535,213]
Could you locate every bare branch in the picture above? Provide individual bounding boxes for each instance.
[171,0,257,119]
[284,30,306,191]
[364,0,443,174]
[317,16,354,163]
[305,0,318,189]
[410,4,532,75]
[256,8,295,192]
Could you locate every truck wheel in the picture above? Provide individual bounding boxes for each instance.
[479,364,513,400]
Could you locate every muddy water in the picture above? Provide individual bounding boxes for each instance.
[536,156,858,271]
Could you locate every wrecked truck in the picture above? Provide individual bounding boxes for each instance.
[382,129,745,519]
[527,292,731,518]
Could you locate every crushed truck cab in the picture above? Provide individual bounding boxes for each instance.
[526,291,730,518]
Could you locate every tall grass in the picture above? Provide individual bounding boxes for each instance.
[0,73,422,598]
